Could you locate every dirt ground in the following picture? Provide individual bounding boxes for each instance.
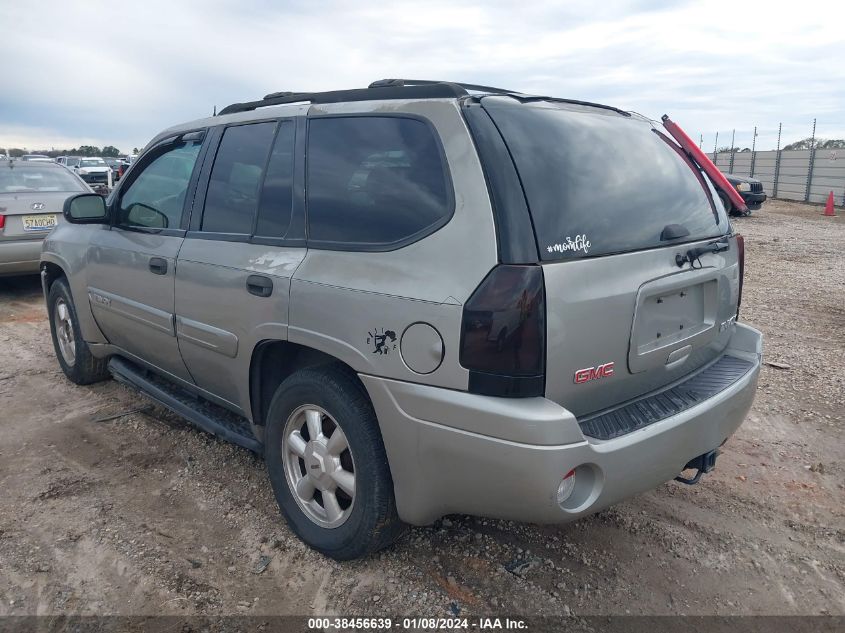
[0,199,842,618]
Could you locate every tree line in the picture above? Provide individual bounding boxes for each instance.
[2,145,141,158]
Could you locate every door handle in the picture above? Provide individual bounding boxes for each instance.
[149,257,168,275]
[246,274,273,297]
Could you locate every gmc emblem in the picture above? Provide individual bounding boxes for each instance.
[574,362,615,384]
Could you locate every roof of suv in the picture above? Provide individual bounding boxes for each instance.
[218,79,630,117]
[150,79,634,161]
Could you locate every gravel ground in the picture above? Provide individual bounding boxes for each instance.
[0,199,842,618]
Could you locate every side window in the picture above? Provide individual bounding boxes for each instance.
[118,141,202,229]
[255,121,295,238]
[201,122,276,234]
[306,116,451,248]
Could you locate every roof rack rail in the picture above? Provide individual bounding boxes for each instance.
[367,78,518,95]
[218,79,628,117]
[370,80,630,116]
[219,82,470,116]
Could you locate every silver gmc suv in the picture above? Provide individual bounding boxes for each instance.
[41,79,763,560]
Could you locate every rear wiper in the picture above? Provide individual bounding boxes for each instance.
[675,239,730,268]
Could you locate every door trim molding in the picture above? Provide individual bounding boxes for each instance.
[88,287,175,336]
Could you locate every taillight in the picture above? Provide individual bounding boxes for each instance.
[736,233,745,318]
[460,265,545,397]
[0,214,5,229]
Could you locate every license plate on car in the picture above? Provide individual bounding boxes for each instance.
[22,214,57,232]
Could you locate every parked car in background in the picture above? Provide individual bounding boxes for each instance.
[21,154,53,162]
[117,156,137,179]
[57,156,79,169]
[72,157,111,188]
[42,79,762,560]
[719,173,767,216]
[104,157,127,182]
[1,160,91,276]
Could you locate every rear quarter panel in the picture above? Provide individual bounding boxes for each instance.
[289,99,499,388]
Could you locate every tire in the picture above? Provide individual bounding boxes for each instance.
[264,364,405,560]
[47,277,110,385]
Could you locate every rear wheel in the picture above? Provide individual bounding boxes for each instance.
[47,277,109,385]
[264,365,404,560]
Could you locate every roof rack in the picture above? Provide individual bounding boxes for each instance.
[218,79,628,117]
[218,82,469,116]
[366,78,519,94]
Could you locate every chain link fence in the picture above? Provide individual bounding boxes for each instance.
[704,122,845,206]
[713,147,844,205]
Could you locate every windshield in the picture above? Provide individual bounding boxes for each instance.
[79,159,106,167]
[0,167,87,192]
[482,99,728,260]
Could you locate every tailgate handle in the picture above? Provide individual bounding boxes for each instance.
[666,344,693,368]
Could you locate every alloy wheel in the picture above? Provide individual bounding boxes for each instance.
[282,405,356,528]
[54,298,76,366]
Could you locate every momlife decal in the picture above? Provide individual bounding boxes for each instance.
[546,233,591,255]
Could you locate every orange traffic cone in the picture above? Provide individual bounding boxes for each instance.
[823,191,837,216]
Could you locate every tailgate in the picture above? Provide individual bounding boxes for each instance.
[543,238,741,417]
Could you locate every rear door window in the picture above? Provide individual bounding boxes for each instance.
[255,120,295,238]
[483,99,728,260]
[201,122,276,234]
[306,116,452,249]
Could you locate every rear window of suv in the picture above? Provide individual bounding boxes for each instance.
[482,99,728,260]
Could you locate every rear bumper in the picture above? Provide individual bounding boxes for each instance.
[362,323,762,526]
[0,239,44,276]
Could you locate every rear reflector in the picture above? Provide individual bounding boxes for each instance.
[557,469,577,505]
[460,265,545,397]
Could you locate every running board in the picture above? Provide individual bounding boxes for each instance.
[108,357,262,454]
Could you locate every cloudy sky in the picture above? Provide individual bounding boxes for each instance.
[1,0,842,154]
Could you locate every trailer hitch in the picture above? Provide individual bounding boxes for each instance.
[675,449,719,485]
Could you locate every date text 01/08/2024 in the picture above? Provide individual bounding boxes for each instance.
[307,617,529,630]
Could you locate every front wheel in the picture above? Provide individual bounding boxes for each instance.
[47,277,110,385]
[264,365,405,560]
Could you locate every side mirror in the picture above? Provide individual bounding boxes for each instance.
[63,193,109,224]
